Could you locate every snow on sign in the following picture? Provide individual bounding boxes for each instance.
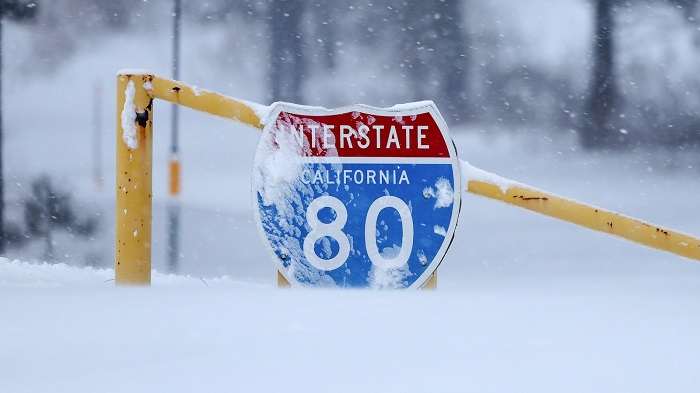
[253,102,461,288]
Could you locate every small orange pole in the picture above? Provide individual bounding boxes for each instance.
[168,155,181,196]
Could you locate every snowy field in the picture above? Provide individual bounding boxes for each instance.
[2,260,700,393]
[2,3,700,392]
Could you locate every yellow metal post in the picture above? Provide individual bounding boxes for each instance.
[467,179,700,262]
[277,271,291,288]
[422,273,437,289]
[150,77,262,127]
[115,73,154,285]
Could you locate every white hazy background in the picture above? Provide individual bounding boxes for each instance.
[1,1,699,392]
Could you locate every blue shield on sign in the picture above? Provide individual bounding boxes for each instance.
[253,102,461,288]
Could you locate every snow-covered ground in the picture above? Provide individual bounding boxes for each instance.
[2,260,700,393]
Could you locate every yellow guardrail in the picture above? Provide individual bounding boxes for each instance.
[115,71,700,286]
[466,176,700,261]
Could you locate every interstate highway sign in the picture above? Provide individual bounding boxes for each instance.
[253,102,461,288]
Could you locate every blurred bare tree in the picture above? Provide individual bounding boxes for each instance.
[398,0,469,123]
[0,0,39,255]
[434,0,469,123]
[312,2,336,71]
[22,176,98,261]
[672,0,699,20]
[399,1,433,102]
[269,0,306,103]
[583,0,618,149]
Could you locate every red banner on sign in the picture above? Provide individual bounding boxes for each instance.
[273,111,449,158]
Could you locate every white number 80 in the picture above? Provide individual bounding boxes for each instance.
[303,195,414,271]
